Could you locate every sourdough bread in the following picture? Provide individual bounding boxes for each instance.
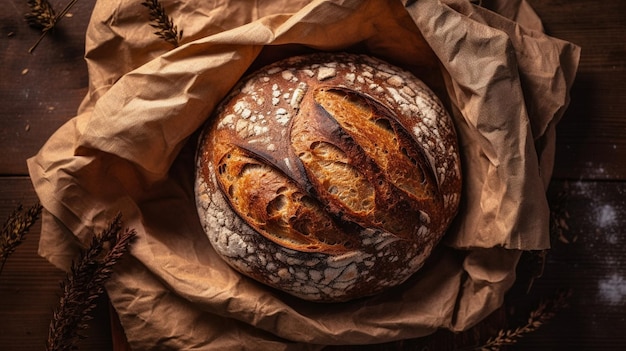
[195,52,462,302]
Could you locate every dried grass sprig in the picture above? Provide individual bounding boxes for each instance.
[475,289,572,351]
[46,213,136,351]
[141,0,183,46]
[0,202,43,276]
[25,0,79,53]
[25,0,56,30]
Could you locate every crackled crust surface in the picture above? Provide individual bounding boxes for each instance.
[195,52,461,302]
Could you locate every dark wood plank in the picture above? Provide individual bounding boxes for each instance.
[553,73,626,180]
[527,0,626,180]
[0,177,111,351]
[508,180,626,350]
[0,1,95,176]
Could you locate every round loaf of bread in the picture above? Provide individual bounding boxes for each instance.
[195,52,462,302]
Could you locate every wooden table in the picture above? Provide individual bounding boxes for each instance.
[1,1,624,350]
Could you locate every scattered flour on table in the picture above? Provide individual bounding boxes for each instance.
[595,204,619,244]
[570,182,625,306]
[595,204,617,229]
[598,274,626,305]
[571,180,594,197]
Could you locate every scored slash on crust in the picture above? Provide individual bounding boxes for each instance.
[214,146,359,253]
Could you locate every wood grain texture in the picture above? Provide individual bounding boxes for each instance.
[508,180,626,350]
[0,0,624,350]
[529,0,626,180]
[0,178,112,351]
[1,1,94,176]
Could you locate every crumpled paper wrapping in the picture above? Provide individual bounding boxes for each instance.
[27,0,580,349]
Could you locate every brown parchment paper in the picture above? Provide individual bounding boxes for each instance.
[27,0,580,349]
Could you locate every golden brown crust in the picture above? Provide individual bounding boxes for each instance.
[293,87,441,241]
[214,145,358,253]
[195,52,462,302]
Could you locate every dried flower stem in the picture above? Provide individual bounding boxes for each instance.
[46,213,136,351]
[475,289,572,351]
[141,0,183,46]
[26,0,80,53]
[0,203,42,276]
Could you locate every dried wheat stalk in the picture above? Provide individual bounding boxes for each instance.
[141,0,183,46]
[0,203,42,276]
[46,213,136,351]
[476,289,572,351]
[25,0,56,30]
[25,0,79,53]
